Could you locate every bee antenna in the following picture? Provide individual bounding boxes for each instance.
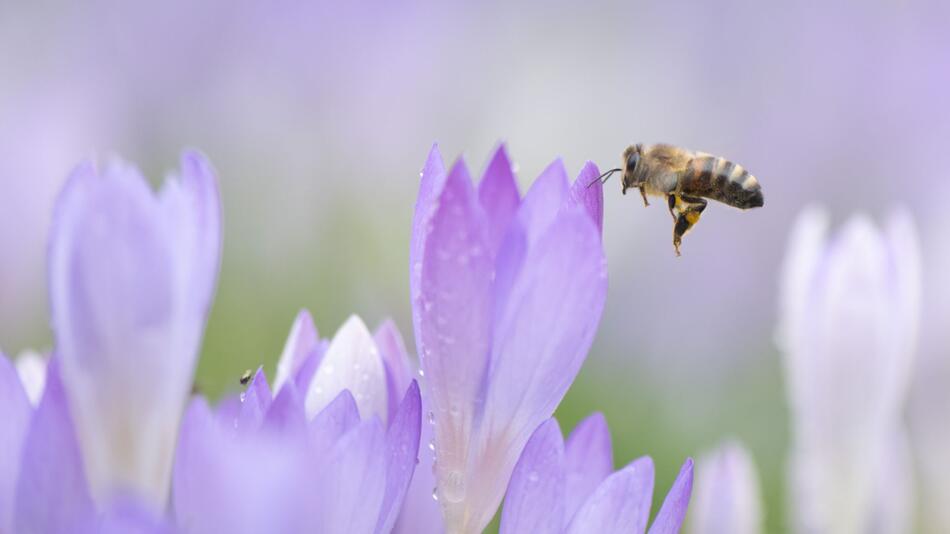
[588,168,621,188]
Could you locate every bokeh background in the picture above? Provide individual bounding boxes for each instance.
[2,1,948,532]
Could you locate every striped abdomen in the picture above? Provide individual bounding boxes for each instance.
[681,156,764,209]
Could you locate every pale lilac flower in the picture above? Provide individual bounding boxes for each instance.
[410,144,608,532]
[778,207,920,534]
[172,367,422,534]
[688,441,763,534]
[501,415,693,534]
[43,151,221,511]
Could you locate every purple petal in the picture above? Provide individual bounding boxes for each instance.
[516,158,570,246]
[309,389,362,455]
[392,393,443,534]
[0,354,32,531]
[500,419,566,534]
[313,419,389,534]
[416,159,494,503]
[564,412,614,520]
[566,456,655,534]
[691,443,762,534]
[274,309,320,393]
[475,208,607,521]
[263,381,308,435]
[48,154,221,508]
[214,394,242,429]
[172,398,316,533]
[478,144,521,256]
[647,458,694,534]
[88,497,177,534]
[14,361,94,533]
[236,367,273,432]
[305,315,388,422]
[375,319,414,424]
[292,345,326,393]
[410,145,447,354]
[566,161,604,236]
[375,381,422,533]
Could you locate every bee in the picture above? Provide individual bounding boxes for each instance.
[595,144,764,255]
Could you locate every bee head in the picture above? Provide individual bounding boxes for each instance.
[621,144,642,193]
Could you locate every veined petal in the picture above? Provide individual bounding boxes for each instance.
[274,309,320,393]
[14,361,94,533]
[48,154,221,508]
[14,351,47,406]
[647,458,694,534]
[564,412,613,520]
[478,144,521,256]
[468,207,607,531]
[305,315,388,422]
[416,159,494,521]
[689,442,763,534]
[566,162,604,236]
[0,354,32,532]
[500,419,566,534]
[313,419,389,534]
[376,381,422,534]
[375,319,413,424]
[566,456,655,534]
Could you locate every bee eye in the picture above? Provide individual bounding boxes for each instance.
[627,153,640,172]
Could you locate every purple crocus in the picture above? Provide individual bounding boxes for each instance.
[688,441,763,534]
[501,414,694,534]
[778,207,920,533]
[410,145,608,532]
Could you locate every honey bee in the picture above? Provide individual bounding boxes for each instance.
[595,144,764,255]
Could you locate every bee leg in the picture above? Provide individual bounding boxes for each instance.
[671,195,707,256]
[639,185,650,206]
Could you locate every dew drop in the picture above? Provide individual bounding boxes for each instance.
[527,471,539,483]
[418,369,426,378]
[431,488,439,502]
[442,470,466,503]
[428,441,436,452]
[239,392,246,403]
[427,411,435,424]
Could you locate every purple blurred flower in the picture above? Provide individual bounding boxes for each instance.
[688,441,763,534]
[410,144,608,532]
[173,368,421,534]
[778,207,920,533]
[501,415,693,534]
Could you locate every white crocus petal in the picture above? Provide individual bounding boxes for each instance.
[304,315,387,422]
[15,351,48,406]
[779,209,920,534]
[274,309,319,393]
[689,441,763,534]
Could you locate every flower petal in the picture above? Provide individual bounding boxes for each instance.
[566,161,604,236]
[89,497,177,534]
[566,456,655,534]
[375,319,413,424]
[263,381,308,435]
[305,315,388,422]
[48,154,221,508]
[689,443,763,534]
[14,361,94,533]
[564,412,613,520]
[274,309,320,393]
[313,419,389,534]
[0,353,32,531]
[648,458,694,534]
[477,144,521,256]
[13,351,47,406]
[470,207,607,529]
[309,389,362,455]
[416,159,494,513]
[410,145,447,353]
[375,381,422,533]
[500,419,566,534]
[236,367,273,432]
[516,159,570,246]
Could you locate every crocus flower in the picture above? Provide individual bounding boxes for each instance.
[501,414,694,534]
[778,207,920,534]
[410,144,608,532]
[688,441,763,534]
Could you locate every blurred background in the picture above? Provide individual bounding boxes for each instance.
[1,1,948,531]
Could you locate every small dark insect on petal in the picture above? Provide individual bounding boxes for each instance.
[239,369,253,385]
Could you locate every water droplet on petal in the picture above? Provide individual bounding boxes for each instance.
[527,471,539,483]
[431,488,439,502]
[442,470,466,503]
[428,441,436,452]
[239,392,246,403]
[427,411,435,424]
[418,369,426,378]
